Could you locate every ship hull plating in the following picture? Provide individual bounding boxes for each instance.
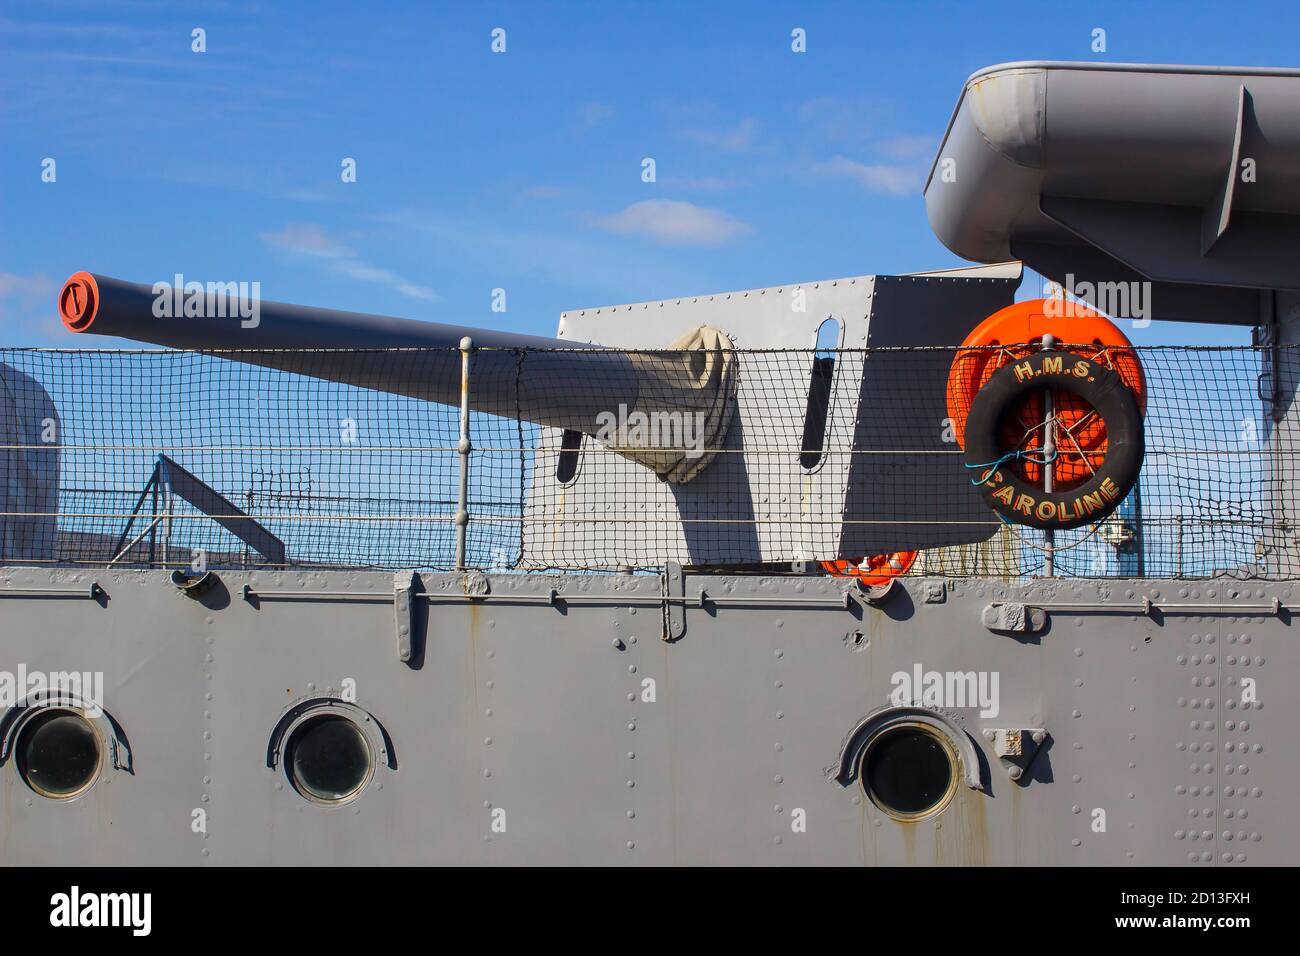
[0,568,1291,866]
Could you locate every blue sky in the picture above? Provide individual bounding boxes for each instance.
[3,0,1296,347]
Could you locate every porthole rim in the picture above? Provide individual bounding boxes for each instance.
[268,699,391,807]
[283,712,376,806]
[12,706,106,801]
[857,720,960,822]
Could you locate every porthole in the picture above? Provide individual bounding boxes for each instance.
[284,714,374,804]
[15,708,103,800]
[858,723,958,820]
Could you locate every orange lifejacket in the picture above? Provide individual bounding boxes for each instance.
[822,551,918,585]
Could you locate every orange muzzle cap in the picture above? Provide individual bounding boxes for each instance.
[59,272,99,332]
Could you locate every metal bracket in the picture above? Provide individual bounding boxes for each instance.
[1199,83,1247,255]
[462,570,490,598]
[663,560,686,642]
[843,577,898,611]
[983,728,1047,782]
[171,568,217,598]
[923,580,947,604]
[0,581,104,600]
[1253,295,1281,420]
[393,571,418,663]
[982,602,1047,635]
[860,578,897,604]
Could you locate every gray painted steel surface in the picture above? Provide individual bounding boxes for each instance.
[0,567,1291,865]
[533,266,1018,565]
[925,61,1300,324]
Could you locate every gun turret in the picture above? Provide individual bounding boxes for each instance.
[59,272,736,483]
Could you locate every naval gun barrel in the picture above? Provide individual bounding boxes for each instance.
[58,273,737,482]
[58,272,641,435]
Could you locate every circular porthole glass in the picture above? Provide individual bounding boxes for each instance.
[859,724,957,820]
[15,709,103,799]
[285,714,373,804]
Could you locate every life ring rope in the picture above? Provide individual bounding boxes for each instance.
[966,448,1058,486]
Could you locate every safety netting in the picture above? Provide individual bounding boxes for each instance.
[0,345,1292,579]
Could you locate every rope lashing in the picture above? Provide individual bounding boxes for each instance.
[965,448,1058,486]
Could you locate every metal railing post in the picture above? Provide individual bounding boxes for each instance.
[454,336,473,571]
[1175,512,1184,578]
[1041,334,1056,578]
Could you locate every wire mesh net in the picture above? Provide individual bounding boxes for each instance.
[0,345,1292,579]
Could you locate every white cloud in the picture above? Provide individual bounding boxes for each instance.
[592,199,752,246]
[260,222,350,258]
[371,210,717,301]
[258,223,438,301]
[813,155,921,197]
[680,117,759,152]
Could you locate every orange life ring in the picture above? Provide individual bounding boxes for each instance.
[946,299,1145,490]
[822,551,917,585]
